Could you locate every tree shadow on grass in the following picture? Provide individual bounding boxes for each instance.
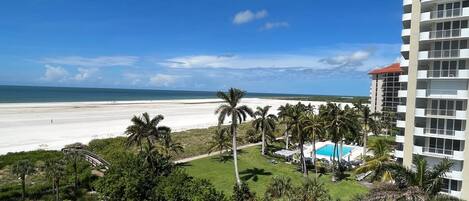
[240,168,272,182]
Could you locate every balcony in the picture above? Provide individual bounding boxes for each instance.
[446,170,463,180]
[397,105,407,113]
[403,0,411,6]
[441,189,462,198]
[402,29,411,37]
[427,89,468,99]
[401,59,409,67]
[418,49,469,60]
[413,146,464,160]
[399,75,408,82]
[417,69,469,79]
[421,8,469,22]
[414,127,466,140]
[420,28,469,41]
[397,120,406,128]
[424,108,466,119]
[394,150,404,158]
[398,90,408,98]
[396,135,405,143]
[403,13,412,21]
[401,44,410,52]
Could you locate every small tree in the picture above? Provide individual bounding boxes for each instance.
[232,182,256,201]
[44,158,66,201]
[11,160,36,201]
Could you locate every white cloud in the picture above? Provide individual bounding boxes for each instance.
[160,44,400,72]
[319,50,373,67]
[41,65,69,81]
[260,21,289,30]
[41,56,139,67]
[233,9,268,25]
[149,74,182,87]
[123,73,143,85]
[74,68,97,81]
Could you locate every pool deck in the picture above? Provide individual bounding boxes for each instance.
[303,141,363,161]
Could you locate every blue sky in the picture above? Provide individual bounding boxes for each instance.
[0,0,402,96]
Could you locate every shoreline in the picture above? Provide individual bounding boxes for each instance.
[0,98,350,155]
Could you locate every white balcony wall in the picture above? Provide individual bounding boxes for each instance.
[415,108,425,117]
[421,7,469,22]
[403,13,412,21]
[420,28,469,41]
[414,127,466,140]
[401,44,410,52]
[401,59,409,67]
[394,150,404,158]
[402,29,411,37]
[397,120,406,128]
[396,135,405,143]
[397,105,407,113]
[403,0,411,6]
[398,90,408,98]
[416,89,427,98]
[456,110,467,119]
[399,75,408,82]
[419,49,469,60]
[417,70,427,79]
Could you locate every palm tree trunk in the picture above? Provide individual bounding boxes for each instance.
[362,122,368,158]
[232,123,241,185]
[285,125,289,149]
[339,140,343,160]
[261,129,266,155]
[332,143,337,182]
[21,176,25,201]
[300,140,307,177]
[312,132,317,176]
[55,179,60,201]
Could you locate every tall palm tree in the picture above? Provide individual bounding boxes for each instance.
[207,126,232,156]
[277,104,293,149]
[12,160,36,201]
[301,112,324,175]
[285,102,309,177]
[215,88,254,185]
[354,102,373,158]
[321,103,359,181]
[252,105,278,155]
[125,112,170,151]
[63,143,86,196]
[44,158,66,201]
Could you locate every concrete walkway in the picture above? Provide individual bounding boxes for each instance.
[175,141,262,164]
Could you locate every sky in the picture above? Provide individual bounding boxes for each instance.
[0,0,403,96]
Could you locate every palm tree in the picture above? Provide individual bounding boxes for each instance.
[285,102,309,177]
[157,128,183,157]
[252,105,278,155]
[321,103,359,181]
[294,177,331,201]
[354,102,373,158]
[265,176,293,199]
[125,112,170,151]
[207,126,232,156]
[44,158,66,201]
[301,112,324,175]
[11,160,36,201]
[215,88,254,185]
[277,104,293,149]
[385,155,454,197]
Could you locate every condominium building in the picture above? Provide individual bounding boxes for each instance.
[369,63,402,114]
[398,0,469,198]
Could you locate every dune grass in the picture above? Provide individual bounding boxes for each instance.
[182,145,369,200]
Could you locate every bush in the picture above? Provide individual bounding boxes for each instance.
[0,150,62,168]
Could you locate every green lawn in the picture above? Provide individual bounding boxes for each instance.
[183,145,369,200]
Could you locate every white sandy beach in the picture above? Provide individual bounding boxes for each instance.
[0,98,350,155]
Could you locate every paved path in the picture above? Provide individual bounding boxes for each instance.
[175,136,285,164]
[175,142,263,164]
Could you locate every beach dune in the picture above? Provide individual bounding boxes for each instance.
[0,98,341,155]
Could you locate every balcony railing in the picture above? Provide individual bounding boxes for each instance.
[430,8,462,19]
[428,50,460,58]
[427,89,460,95]
[429,29,461,39]
[422,147,454,156]
[423,128,457,136]
[425,109,457,117]
[427,70,458,78]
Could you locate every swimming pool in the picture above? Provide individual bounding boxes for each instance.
[316,144,353,157]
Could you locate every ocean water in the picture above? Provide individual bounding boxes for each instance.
[0,85,305,103]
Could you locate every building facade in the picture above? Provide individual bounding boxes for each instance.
[369,63,402,114]
[398,0,469,198]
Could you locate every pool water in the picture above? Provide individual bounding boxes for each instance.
[316,144,353,157]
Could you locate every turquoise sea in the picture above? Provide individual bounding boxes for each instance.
[0,85,306,103]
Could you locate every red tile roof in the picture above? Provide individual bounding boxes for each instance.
[368,63,402,74]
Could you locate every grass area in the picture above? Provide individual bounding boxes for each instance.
[88,122,267,162]
[183,145,369,200]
